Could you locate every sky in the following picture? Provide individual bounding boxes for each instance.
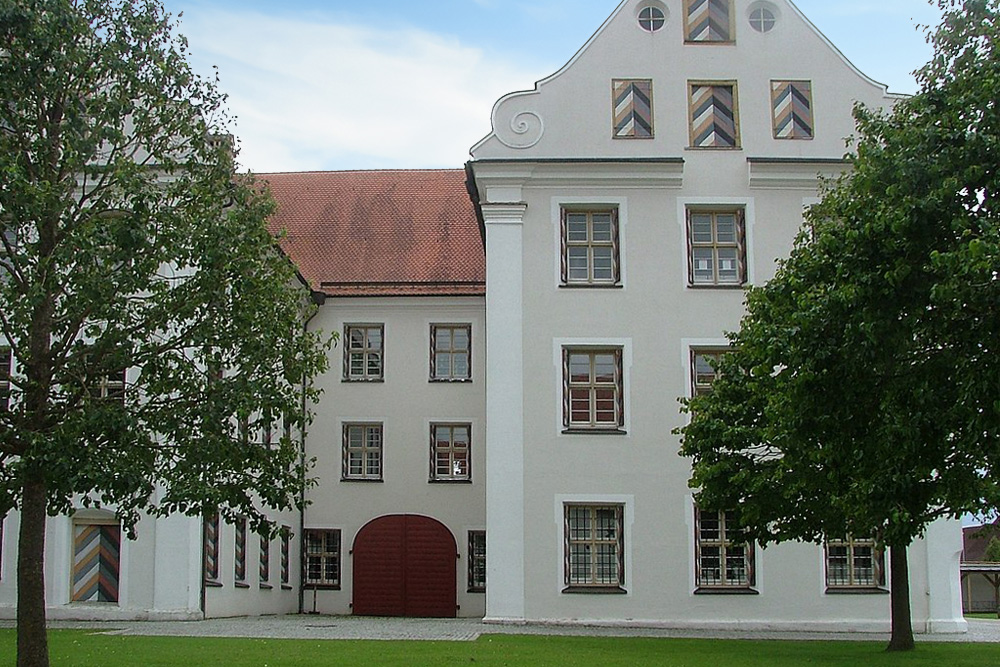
[164,0,944,173]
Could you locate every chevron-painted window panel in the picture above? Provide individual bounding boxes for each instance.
[686,0,732,42]
[71,523,120,603]
[690,84,739,148]
[772,81,814,139]
[612,79,653,139]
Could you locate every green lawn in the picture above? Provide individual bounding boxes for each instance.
[966,613,1000,620]
[1,632,998,666]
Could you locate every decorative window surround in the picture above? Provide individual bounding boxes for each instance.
[677,198,755,287]
[694,507,756,593]
[343,324,384,381]
[560,207,621,286]
[204,513,221,585]
[554,338,632,436]
[430,423,472,482]
[342,423,383,481]
[552,197,628,289]
[825,536,886,592]
[234,516,247,587]
[430,324,472,381]
[686,208,747,286]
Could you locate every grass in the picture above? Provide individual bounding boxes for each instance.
[0,631,998,666]
[966,612,1000,620]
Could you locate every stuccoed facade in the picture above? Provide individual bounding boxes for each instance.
[468,0,965,632]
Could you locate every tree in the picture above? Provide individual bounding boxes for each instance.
[0,2,329,665]
[677,0,1000,653]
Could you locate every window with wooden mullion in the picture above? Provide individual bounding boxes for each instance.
[826,536,884,589]
[691,348,730,396]
[344,324,383,380]
[430,324,471,381]
[0,347,10,410]
[562,209,620,286]
[468,530,486,592]
[304,529,341,588]
[342,423,382,481]
[695,507,755,590]
[430,423,471,481]
[687,209,746,286]
[564,504,625,590]
[564,349,623,431]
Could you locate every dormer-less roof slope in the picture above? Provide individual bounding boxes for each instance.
[261,169,485,298]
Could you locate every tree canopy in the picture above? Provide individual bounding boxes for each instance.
[678,0,1000,652]
[0,1,329,665]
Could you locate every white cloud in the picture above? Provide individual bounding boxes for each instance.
[177,10,551,172]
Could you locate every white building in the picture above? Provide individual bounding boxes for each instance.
[0,0,967,631]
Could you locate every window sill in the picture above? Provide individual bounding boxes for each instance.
[685,145,742,150]
[558,283,623,290]
[204,580,223,588]
[562,585,627,595]
[303,583,341,591]
[825,587,889,595]
[281,584,293,591]
[693,587,759,595]
[429,478,473,484]
[429,378,473,383]
[235,582,250,589]
[561,428,628,436]
[686,284,747,290]
[341,378,384,383]
[259,583,273,590]
[341,478,383,483]
[468,587,486,594]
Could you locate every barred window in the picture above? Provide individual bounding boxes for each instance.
[430,324,471,381]
[561,208,620,286]
[430,423,471,482]
[564,504,625,591]
[687,209,746,286]
[563,348,624,431]
[344,324,384,381]
[468,530,486,592]
[342,423,383,481]
[304,529,341,588]
[826,536,885,590]
[695,507,755,590]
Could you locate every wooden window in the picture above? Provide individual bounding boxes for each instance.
[430,324,471,381]
[344,324,384,381]
[562,348,624,432]
[280,525,291,586]
[259,533,271,586]
[561,208,620,286]
[772,81,814,140]
[342,423,383,481]
[826,536,885,590]
[689,82,739,148]
[564,504,625,591]
[90,369,126,404]
[691,348,730,396]
[468,530,487,592]
[638,5,666,32]
[0,347,10,411]
[695,507,755,590]
[430,423,471,482]
[203,513,220,584]
[685,0,733,42]
[234,516,247,585]
[612,79,653,139]
[687,209,746,286]
[304,529,341,588]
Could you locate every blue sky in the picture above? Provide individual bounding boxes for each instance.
[164,0,943,172]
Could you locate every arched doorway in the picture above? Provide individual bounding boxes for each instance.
[352,514,457,617]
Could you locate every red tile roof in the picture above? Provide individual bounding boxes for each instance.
[260,169,485,298]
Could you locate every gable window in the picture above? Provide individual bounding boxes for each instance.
[0,347,10,410]
[234,516,248,586]
[342,423,383,481]
[280,526,291,586]
[468,530,487,592]
[612,79,653,139]
[344,324,383,381]
[259,533,271,586]
[748,3,777,32]
[561,208,620,286]
[826,536,886,591]
[304,529,341,589]
[685,0,732,42]
[689,82,739,148]
[771,80,814,139]
[430,423,471,482]
[691,348,730,396]
[564,504,625,592]
[203,513,221,585]
[430,324,471,381]
[694,507,756,591]
[686,208,747,286]
[562,348,624,432]
[637,5,666,32]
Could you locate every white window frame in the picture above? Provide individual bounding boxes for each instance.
[553,338,632,436]
[554,494,633,595]
[341,422,384,481]
[677,198,755,288]
[552,197,628,289]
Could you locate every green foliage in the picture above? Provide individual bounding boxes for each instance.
[678,0,1000,551]
[0,631,996,667]
[985,536,1000,563]
[0,0,330,532]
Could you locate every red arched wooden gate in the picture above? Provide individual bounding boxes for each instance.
[352,514,457,617]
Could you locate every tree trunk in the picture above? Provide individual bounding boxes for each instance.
[17,477,50,667]
[886,544,915,652]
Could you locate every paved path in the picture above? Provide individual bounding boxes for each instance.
[3,616,997,643]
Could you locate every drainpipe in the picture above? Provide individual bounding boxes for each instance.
[298,290,326,614]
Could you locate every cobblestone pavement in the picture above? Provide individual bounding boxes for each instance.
[2,616,997,643]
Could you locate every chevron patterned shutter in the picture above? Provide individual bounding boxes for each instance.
[72,523,120,602]
[611,209,621,283]
[686,0,731,42]
[771,81,814,139]
[690,83,738,148]
[612,79,653,139]
[561,348,570,428]
[204,513,220,581]
[736,208,747,283]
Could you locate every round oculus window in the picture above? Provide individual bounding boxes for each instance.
[749,6,777,33]
[638,6,666,33]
